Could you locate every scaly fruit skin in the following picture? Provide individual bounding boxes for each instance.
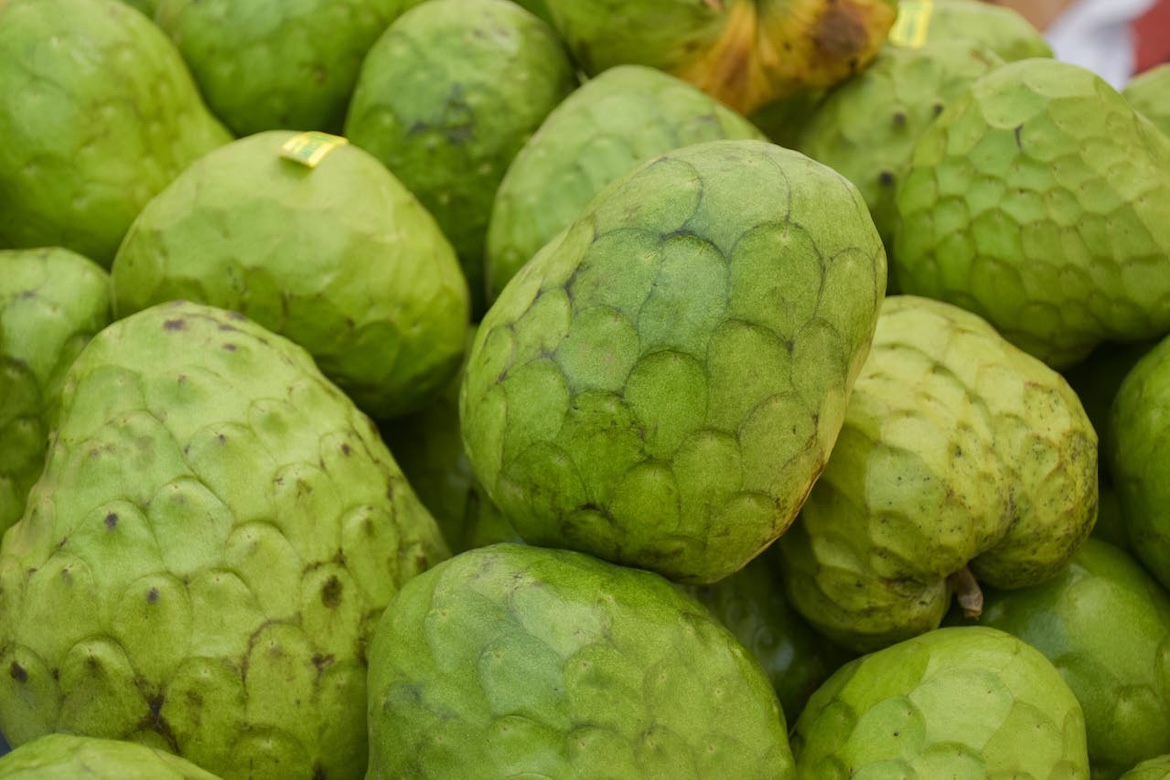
[461,139,887,584]
[1123,64,1170,139]
[486,64,765,304]
[111,130,471,421]
[956,538,1170,780]
[345,0,576,317]
[1109,334,1170,593]
[0,733,221,779]
[0,248,111,536]
[689,552,856,720]
[154,0,425,137]
[793,626,1090,778]
[0,301,449,780]
[0,0,232,267]
[543,0,898,116]
[796,41,1003,260]
[894,58,1170,369]
[925,0,1054,61]
[777,295,1097,653]
[366,543,795,779]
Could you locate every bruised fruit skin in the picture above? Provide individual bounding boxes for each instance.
[777,296,1097,653]
[486,65,765,304]
[0,248,111,536]
[0,0,232,268]
[893,58,1170,369]
[153,0,425,137]
[111,130,471,422]
[956,538,1170,780]
[0,301,449,780]
[345,0,577,317]
[461,139,887,584]
[542,0,898,116]
[792,626,1090,778]
[366,543,796,779]
[0,733,222,779]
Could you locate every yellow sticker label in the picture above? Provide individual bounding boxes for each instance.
[280,131,348,168]
[889,0,934,48]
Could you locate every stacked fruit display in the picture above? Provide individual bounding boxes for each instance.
[1,0,1169,777]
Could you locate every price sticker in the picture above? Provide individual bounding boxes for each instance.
[889,0,934,48]
[280,131,349,168]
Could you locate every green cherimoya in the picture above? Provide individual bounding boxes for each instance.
[893,57,1170,369]
[1123,64,1170,139]
[486,64,765,304]
[111,130,470,421]
[795,40,1003,259]
[0,0,231,268]
[153,0,426,137]
[0,733,221,779]
[1108,332,1170,593]
[793,626,1090,778]
[1121,755,1170,780]
[1,248,111,536]
[366,543,795,779]
[0,301,449,780]
[461,139,888,584]
[345,0,577,317]
[923,0,1054,61]
[959,538,1170,780]
[777,295,1097,653]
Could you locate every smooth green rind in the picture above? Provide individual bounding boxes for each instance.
[1109,333,1170,592]
[796,41,1003,260]
[925,0,1054,61]
[1120,755,1170,780]
[0,0,232,267]
[366,543,795,779]
[0,248,111,536]
[893,58,1170,369]
[689,553,856,721]
[777,295,1097,652]
[462,138,888,584]
[486,64,765,304]
[154,0,424,136]
[793,626,1090,778]
[345,0,577,317]
[1123,64,1170,139]
[111,130,470,421]
[0,301,449,780]
[954,538,1170,780]
[0,733,221,779]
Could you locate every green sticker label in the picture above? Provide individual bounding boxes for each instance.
[889,0,934,48]
[280,131,348,168]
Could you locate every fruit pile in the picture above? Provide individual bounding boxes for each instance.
[1,0,1169,777]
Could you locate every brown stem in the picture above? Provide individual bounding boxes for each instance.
[948,566,984,619]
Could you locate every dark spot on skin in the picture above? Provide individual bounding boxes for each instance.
[321,576,342,609]
[217,433,227,445]
[312,654,335,674]
[9,662,27,683]
[1014,124,1024,148]
[105,512,118,529]
[813,1,869,59]
[163,319,186,331]
[312,766,327,780]
[147,587,160,604]
[19,290,35,300]
[879,170,896,188]
[223,343,237,351]
[932,102,944,116]
[341,443,352,457]
[892,111,907,127]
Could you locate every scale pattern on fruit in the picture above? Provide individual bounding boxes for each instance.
[462,139,887,584]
